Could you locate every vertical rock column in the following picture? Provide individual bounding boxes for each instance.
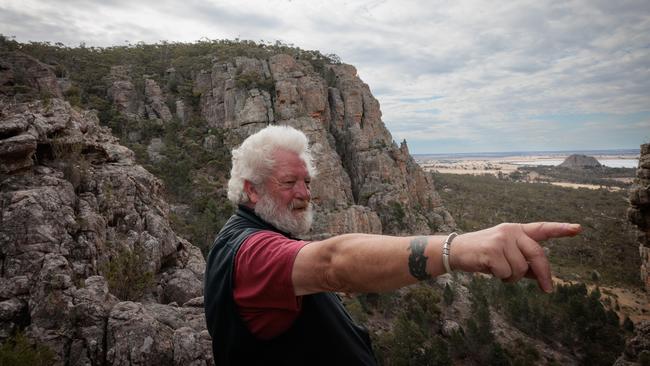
[628,143,650,292]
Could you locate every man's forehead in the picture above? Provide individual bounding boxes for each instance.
[273,149,306,167]
[270,150,310,179]
[272,148,300,160]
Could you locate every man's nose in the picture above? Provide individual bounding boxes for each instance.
[294,180,311,200]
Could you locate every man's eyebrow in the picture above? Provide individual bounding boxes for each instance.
[275,174,310,181]
[273,174,296,182]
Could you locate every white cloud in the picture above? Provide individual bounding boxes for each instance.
[1,0,648,152]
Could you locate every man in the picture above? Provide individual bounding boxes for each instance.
[204,125,581,365]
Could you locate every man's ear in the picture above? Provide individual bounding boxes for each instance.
[243,180,260,204]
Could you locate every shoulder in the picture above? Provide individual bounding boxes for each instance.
[235,230,308,271]
[234,230,307,311]
[240,230,307,255]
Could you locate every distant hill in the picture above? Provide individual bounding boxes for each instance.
[559,154,602,168]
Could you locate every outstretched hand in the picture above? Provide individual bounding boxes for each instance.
[449,222,582,292]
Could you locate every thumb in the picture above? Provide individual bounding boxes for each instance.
[521,222,582,242]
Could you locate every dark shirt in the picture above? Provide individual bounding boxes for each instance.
[204,205,377,365]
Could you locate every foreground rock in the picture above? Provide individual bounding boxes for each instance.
[0,95,211,365]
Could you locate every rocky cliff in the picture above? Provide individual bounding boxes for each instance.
[628,143,650,292]
[191,54,453,237]
[0,52,211,365]
[0,44,454,365]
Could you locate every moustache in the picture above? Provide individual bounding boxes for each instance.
[290,200,310,210]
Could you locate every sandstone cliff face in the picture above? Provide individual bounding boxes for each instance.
[0,53,211,365]
[194,54,454,237]
[107,65,184,136]
[628,143,650,292]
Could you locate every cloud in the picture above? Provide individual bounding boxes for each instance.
[166,0,285,32]
[1,0,648,153]
[0,5,77,44]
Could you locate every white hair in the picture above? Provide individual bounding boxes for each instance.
[227,125,316,204]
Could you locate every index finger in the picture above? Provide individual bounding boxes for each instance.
[516,234,553,292]
[521,222,582,242]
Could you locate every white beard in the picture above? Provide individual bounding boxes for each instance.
[254,194,313,237]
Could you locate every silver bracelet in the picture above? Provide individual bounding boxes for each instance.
[442,232,458,273]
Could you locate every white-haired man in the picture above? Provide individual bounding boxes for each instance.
[204,125,581,365]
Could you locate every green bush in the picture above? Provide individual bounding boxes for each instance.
[342,296,368,324]
[63,85,82,107]
[234,70,275,93]
[101,245,155,301]
[386,201,407,231]
[0,332,56,366]
[483,278,625,366]
[373,285,450,366]
[375,313,451,366]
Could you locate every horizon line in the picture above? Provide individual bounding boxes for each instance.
[412,147,641,156]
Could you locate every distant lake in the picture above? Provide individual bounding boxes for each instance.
[509,159,638,168]
[414,149,639,168]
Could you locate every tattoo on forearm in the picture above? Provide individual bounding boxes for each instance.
[408,237,431,280]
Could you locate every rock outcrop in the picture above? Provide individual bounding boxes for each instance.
[195,54,454,237]
[107,66,174,124]
[106,65,139,118]
[628,143,650,292]
[0,51,63,100]
[0,55,211,364]
[559,154,602,168]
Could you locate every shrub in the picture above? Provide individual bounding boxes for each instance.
[101,245,155,301]
[0,332,56,366]
[387,201,407,231]
[485,278,625,366]
[343,296,368,324]
[50,137,90,191]
[234,70,275,93]
[63,85,82,107]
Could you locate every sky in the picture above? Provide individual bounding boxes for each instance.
[1,0,649,153]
